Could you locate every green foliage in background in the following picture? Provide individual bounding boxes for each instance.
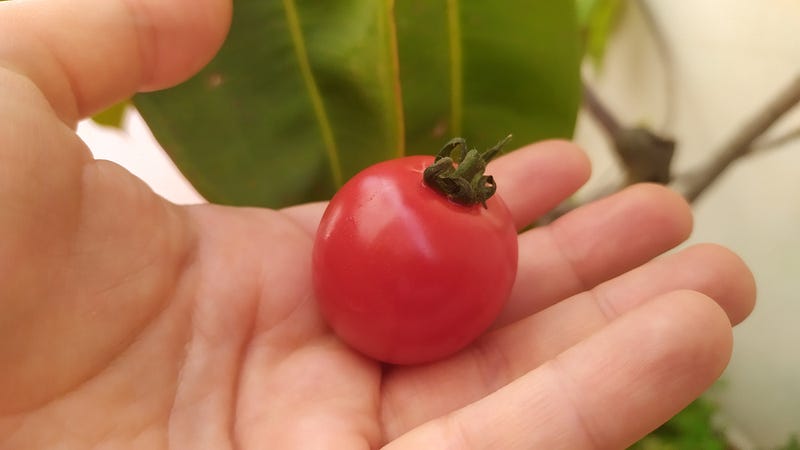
[778,436,800,450]
[90,100,129,129]
[629,398,726,450]
[777,435,800,450]
[630,396,799,450]
[134,0,581,207]
[576,0,626,68]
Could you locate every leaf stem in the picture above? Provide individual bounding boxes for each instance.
[753,125,800,152]
[582,81,624,142]
[637,0,676,130]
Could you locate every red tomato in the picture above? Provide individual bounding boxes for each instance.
[312,155,518,365]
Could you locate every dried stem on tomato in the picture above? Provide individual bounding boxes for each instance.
[423,135,512,207]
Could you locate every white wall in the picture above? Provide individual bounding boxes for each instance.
[77,0,800,446]
[78,113,204,205]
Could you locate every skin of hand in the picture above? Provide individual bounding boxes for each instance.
[0,0,756,449]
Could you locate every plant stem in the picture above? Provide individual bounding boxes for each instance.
[637,0,676,130]
[583,82,675,184]
[752,124,800,152]
[681,74,800,203]
[582,81,624,142]
[423,136,510,207]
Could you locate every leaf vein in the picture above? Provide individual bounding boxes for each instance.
[447,0,463,136]
[282,0,343,187]
[385,0,405,157]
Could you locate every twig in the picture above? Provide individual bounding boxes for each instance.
[583,81,675,185]
[637,0,677,131]
[679,74,800,203]
[752,124,800,152]
[582,81,624,141]
[543,81,673,225]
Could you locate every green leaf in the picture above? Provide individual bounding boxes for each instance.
[576,0,600,26]
[577,0,625,68]
[629,397,727,450]
[777,435,800,450]
[135,0,581,207]
[90,100,129,129]
[397,0,581,155]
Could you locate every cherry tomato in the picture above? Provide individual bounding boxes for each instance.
[312,155,518,365]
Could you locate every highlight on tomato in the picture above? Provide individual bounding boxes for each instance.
[312,136,518,365]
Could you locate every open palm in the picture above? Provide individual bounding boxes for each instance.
[0,1,754,449]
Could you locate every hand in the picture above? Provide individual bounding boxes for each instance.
[0,1,755,448]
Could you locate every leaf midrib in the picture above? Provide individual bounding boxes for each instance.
[385,0,405,158]
[282,0,343,187]
[447,0,463,137]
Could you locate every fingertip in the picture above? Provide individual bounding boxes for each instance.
[134,0,233,91]
[654,290,734,374]
[503,139,593,187]
[556,288,733,449]
[1,0,233,120]
[531,139,593,181]
[572,288,734,391]
[491,139,593,229]
[627,183,694,241]
[540,183,694,294]
[678,244,757,325]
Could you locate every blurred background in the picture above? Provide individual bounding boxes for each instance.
[78,1,800,448]
[574,2,800,447]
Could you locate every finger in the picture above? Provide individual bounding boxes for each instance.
[0,0,226,411]
[593,243,756,325]
[489,140,591,230]
[383,291,733,449]
[497,183,693,326]
[0,0,231,123]
[280,202,328,237]
[280,140,590,235]
[380,243,753,439]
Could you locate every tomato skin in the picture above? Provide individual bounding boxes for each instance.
[312,155,518,365]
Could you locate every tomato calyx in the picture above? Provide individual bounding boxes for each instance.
[423,135,512,208]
